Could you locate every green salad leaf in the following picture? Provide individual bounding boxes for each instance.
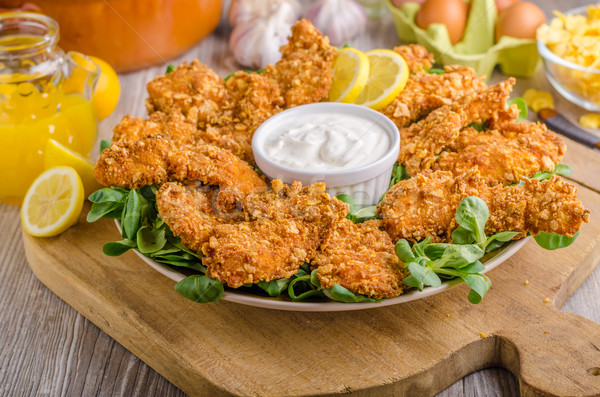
[174,275,224,303]
[323,284,380,303]
[507,97,528,122]
[427,67,445,74]
[99,139,112,153]
[397,197,510,303]
[534,231,580,250]
[389,162,411,188]
[336,194,378,224]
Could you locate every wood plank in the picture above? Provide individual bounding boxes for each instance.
[22,171,600,396]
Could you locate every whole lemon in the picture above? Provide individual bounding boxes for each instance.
[89,56,121,121]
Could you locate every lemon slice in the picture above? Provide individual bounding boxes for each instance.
[328,47,370,103]
[44,139,102,196]
[353,49,409,110]
[21,166,84,237]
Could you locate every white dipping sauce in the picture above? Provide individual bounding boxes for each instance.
[263,113,390,171]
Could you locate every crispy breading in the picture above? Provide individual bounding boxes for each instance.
[392,44,434,73]
[263,19,337,107]
[94,137,267,194]
[243,180,348,228]
[378,170,590,243]
[312,219,407,299]
[203,218,319,288]
[111,112,198,145]
[146,60,226,127]
[379,65,485,129]
[378,171,458,243]
[156,182,238,252]
[111,111,257,164]
[399,78,516,175]
[202,180,349,288]
[223,71,284,127]
[201,71,285,163]
[432,123,566,185]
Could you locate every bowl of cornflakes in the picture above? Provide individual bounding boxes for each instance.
[537,5,600,111]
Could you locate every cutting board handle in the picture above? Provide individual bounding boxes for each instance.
[495,309,600,396]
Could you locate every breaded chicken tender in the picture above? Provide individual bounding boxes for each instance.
[94,137,267,195]
[243,180,348,230]
[111,111,258,164]
[146,60,226,127]
[203,218,319,288]
[204,71,285,162]
[432,122,566,186]
[399,78,516,175]
[378,170,590,243]
[379,65,485,129]
[312,219,407,300]
[156,181,238,252]
[202,180,349,288]
[223,71,284,127]
[111,112,198,145]
[392,44,434,73]
[263,19,337,107]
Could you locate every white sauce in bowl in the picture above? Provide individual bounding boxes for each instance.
[263,113,390,171]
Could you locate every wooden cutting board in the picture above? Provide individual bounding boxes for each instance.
[23,139,600,396]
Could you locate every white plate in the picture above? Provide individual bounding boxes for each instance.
[118,220,529,311]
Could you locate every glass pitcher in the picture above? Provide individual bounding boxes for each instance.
[0,12,99,205]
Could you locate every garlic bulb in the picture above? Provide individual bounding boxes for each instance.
[305,0,368,45]
[229,10,295,69]
[228,0,301,27]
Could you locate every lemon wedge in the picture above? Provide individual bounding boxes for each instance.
[353,49,409,110]
[328,47,370,103]
[44,139,101,196]
[21,166,84,237]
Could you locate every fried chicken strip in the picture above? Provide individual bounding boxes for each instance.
[94,136,267,195]
[312,219,407,299]
[203,71,285,163]
[202,180,349,288]
[432,122,566,186]
[112,111,258,164]
[399,78,516,175]
[243,180,348,230]
[156,181,239,252]
[263,19,337,107]
[146,60,226,127]
[203,218,318,288]
[379,65,485,129]
[392,44,434,73]
[378,170,590,243]
[111,112,199,145]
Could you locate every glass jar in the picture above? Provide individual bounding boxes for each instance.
[0,12,99,205]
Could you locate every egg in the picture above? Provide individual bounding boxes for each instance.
[495,1,546,42]
[416,0,468,45]
[495,0,519,14]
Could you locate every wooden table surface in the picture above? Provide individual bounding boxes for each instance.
[1,1,599,396]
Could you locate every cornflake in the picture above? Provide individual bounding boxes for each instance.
[537,5,600,105]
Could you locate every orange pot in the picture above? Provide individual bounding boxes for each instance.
[0,0,223,72]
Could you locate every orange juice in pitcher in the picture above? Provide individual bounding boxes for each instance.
[0,13,98,205]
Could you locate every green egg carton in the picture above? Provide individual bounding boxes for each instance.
[386,0,540,79]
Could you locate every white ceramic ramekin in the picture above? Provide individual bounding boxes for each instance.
[252,103,400,206]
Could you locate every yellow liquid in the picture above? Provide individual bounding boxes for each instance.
[0,94,97,205]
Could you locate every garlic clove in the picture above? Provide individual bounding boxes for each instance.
[305,0,368,45]
[229,16,295,69]
[228,0,301,27]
